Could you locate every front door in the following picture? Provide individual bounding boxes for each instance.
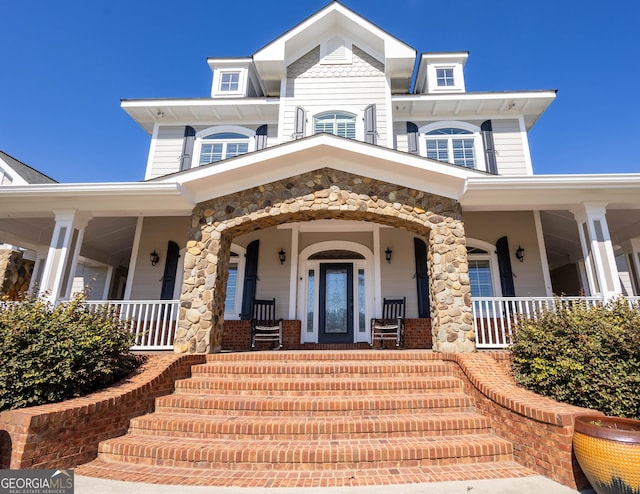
[318,263,354,343]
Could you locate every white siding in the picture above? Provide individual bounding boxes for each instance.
[283,46,388,147]
[379,229,421,318]
[72,262,109,300]
[492,119,528,175]
[129,217,191,300]
[147,126,184,179]
[463,211,548,296]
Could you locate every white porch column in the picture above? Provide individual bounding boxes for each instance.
[627,238,640,294]
[38,210,91,303]
[572,203,621,299]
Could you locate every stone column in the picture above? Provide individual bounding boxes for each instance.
[428,217,475,353]
[174,213,231,354]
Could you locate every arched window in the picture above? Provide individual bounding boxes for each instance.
[198,131,250,165]
[314,112,356,139]
[420,122,485,170]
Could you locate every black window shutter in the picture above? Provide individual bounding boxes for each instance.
[160,241,180,300]
[255,124,268,150]
[240,239,259,319]
[364,104,377,144]
[496,236,515,297]
[179,126,196,171]
[294,107,306,139]
[407,122,419,155]
[414,237,431,317]
[481,120,498,174]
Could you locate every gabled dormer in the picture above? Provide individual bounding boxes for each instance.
[414,52,468,94]
[253,1,416,96]
[207,58,263,98]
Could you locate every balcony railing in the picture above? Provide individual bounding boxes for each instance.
[83,299,179,350]
[472,296,640,349]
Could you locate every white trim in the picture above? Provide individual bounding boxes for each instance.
[287,224,299,320]
[418,121,486,172]
[124,216,144,300]
[297,240,374,344]
[103,265,114,300]
[384,75,394,149]
[224,244,246,320]
[466,238,502,297]
[211,68,247,97]
[308,107,363,141]
[144,123,160,181]
[533,211,553,296]
[518,115,534,175]
[192,125,256,169]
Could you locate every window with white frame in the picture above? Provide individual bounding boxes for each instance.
[199,132,250,165]
[314,112,356,139]
[425,128,476,168]
[466,245,500,297]
[224,250,245,319]
[436,68,455,87]
[219,72,240,92]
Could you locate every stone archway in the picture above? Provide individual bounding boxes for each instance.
[174,168,474,354]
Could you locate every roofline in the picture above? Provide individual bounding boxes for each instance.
[252,1,415,57]
[465,173,640,190]
[0,150,58,183]
[394,89,558,101]
[0,181,181,197]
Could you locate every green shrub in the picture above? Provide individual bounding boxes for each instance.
[0,294,144,411]
[511,297,640,420]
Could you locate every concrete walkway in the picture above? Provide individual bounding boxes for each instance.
[76,475,595,494]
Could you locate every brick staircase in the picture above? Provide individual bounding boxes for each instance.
[77,351,536,487]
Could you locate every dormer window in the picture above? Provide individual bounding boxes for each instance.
[314,112,356,139]
[436,68,455,87]
[199,132,250,165]
[220,72,240,92]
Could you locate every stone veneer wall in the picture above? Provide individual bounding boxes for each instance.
[175,168,474,354]
[0,249,33,300]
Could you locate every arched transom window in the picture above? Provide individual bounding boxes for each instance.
[425,127,476,169]
[199,132,250,165]
[314,112,356,139]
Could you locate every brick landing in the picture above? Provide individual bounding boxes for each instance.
[75,351,547,488]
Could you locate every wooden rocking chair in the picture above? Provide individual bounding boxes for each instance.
[370,297,405,348]
[250,298,283,350]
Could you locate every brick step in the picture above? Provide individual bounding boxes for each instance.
[190,360,455,378]
[155,392,475,416]
[174,375,463,395]
[97,434,513,470]
[76,459,537,488]
[205,350,443,362]
[129,412,491,440]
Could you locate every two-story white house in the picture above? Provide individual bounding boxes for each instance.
[1,2,640,353]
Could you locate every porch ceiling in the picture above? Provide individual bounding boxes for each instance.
[0,216,138,267]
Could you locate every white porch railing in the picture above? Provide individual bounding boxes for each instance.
[84,299,180,350]
[472,296,640,349]
[472,296,606,349]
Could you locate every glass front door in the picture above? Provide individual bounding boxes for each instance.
[318,263,354,343]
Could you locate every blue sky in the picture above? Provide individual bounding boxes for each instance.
[1,0,638,183]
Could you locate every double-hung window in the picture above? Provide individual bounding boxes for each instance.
[314,112,356,139]
[425,128,476,169]
[199,132,249,165]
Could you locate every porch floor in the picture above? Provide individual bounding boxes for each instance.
[76,350,540,488]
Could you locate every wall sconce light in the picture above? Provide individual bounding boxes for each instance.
[515,245,525,263]
[150,250,160,266]
[278,249,286,265]
[385,247,393,264]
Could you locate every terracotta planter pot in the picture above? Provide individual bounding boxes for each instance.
[573,415,640,494]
